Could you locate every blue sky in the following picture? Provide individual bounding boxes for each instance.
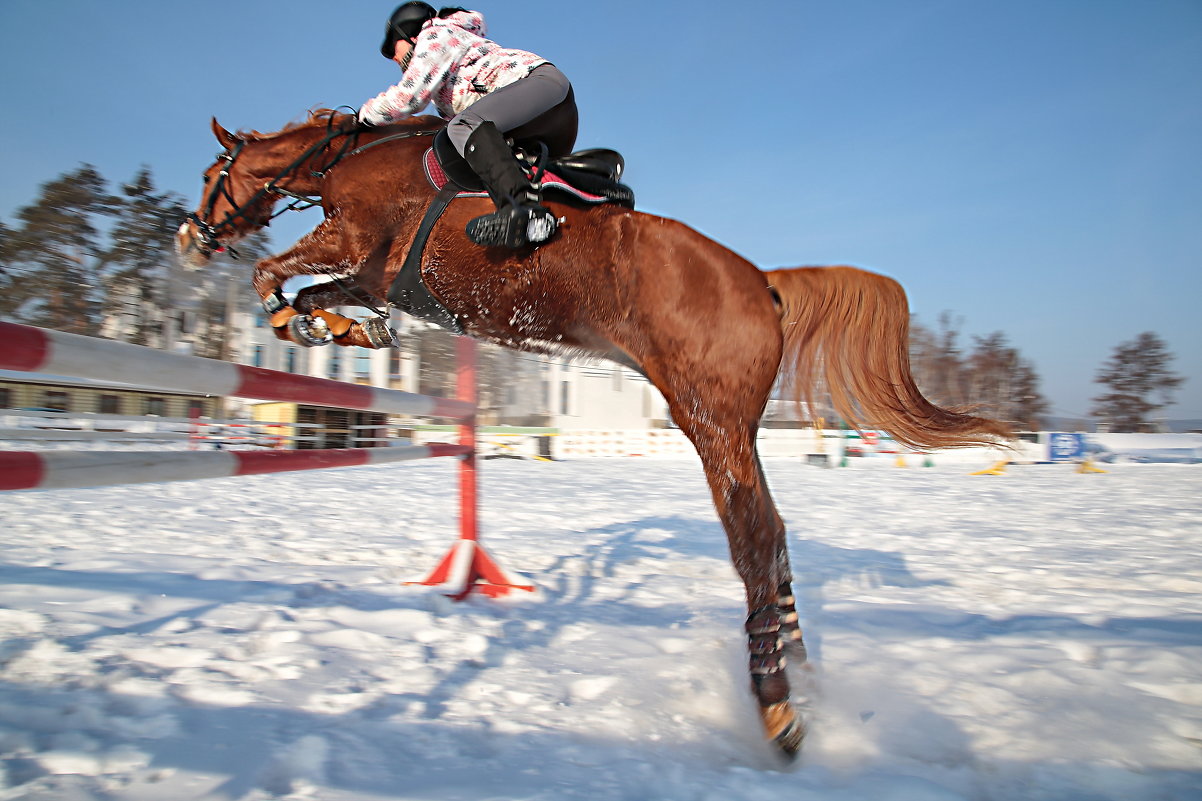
[2,1,1199,419]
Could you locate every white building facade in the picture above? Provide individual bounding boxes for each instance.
[230,307,669,430]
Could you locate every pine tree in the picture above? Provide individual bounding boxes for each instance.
[0,220,12,302]
[0,165,116,332]
[182,230,273,360]
[1009,360,1048,431]
[98,168,191,346]
[1091,332,1184,431]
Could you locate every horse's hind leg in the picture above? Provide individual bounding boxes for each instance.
[670,405,805,756]
[753,457,808,662]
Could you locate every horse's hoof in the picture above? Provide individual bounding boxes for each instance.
[287,314,333,347]
[760,701,805,759]
[360,317,399,348]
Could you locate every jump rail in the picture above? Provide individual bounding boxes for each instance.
[0,321,472,420]
[0,321,532,598]
[0,444,470,491]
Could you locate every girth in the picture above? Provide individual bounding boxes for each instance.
[385,184,464,334]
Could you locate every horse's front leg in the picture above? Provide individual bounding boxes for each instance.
[286,282,397,349]
[252,221,394,349]
[251,218,351,300]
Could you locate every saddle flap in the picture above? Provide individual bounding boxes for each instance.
[432,129,485,191]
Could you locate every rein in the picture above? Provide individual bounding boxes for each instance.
[189,120,437,259]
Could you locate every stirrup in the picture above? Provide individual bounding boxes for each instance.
[466,204,557,248]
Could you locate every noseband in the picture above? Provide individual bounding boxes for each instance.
[187,140,249,257]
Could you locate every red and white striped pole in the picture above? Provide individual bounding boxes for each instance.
[0,443,470,491]
[459,334,479,544]
[0,321,531,598]
[0,322,473,420]
[410,336,534,600]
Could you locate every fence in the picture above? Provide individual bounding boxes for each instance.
[0,408,379,448]
[0,321,532,598]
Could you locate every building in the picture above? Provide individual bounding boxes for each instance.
[230,302,672,431]
[0,369,219,419]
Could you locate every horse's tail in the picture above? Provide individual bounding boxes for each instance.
[768,266,1013,451]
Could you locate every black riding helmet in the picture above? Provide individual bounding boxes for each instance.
[380,2,436,57]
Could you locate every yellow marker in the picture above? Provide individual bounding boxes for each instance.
[970,460,1008,476]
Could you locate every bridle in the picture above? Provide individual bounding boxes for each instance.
[186,117,391,259]
[187,139,253,257]
[187,121,443,259]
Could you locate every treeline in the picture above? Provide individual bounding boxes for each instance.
[0,164,268,359]
[906,315,1185,432]
[908,312,1048,430]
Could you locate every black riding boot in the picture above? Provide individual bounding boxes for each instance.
[462,122,557,248]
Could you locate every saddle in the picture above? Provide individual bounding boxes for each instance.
[428,129,635,207]
[386,132,635,334]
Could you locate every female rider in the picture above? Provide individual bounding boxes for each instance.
[358,3,578,248]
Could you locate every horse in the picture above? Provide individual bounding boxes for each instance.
[177,110,1012,757]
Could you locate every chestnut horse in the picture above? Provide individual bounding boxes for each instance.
[177,111,1010,757]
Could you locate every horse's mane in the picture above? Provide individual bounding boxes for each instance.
[237,109,445,141]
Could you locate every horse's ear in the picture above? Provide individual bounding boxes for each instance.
[211,117,240,149]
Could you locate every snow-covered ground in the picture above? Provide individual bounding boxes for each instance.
[1,455,1200,800]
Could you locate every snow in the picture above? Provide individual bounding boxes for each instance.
[1,455,1200,800]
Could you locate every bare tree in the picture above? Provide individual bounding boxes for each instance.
[1092,332,1184,431]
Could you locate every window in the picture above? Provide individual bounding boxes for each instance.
[354,352,371,378]
[187,400,205,419]
[0,388,10,409]
[145,397,166,416]
[560,381,571,416]
[285,347,298,373]
[327,351,341,380]
[251,345,265,368]
[44,390,69,412]
[99,394,121,415]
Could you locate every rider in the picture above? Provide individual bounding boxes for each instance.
[359,3,578,248]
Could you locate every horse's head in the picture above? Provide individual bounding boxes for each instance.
[177,114,355,269]
[176,120,273,268]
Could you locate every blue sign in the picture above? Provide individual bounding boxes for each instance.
[1048,433,1086,462]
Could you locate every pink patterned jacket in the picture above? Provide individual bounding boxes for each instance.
[359,10,547,124]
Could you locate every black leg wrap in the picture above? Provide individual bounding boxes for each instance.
[776,582,808,662]
[746,606,787,680]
